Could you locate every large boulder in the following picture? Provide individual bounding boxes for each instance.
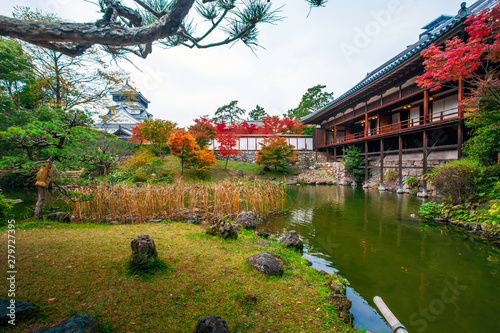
[194,315,230,333]
[31,314,97,333]
[278,230,303,252]
[206,220,238,240]
[46,212,71,222]
[0,299,39,326]
[246,252,285,276]
[235,211,260,230]
[130,234,158,267]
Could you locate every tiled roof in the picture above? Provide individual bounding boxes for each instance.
[302,0,498,123]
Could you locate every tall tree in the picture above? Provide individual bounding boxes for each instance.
[131,119,177,157]
[168,129,196,175]
[417,3,500,165]
[249,105,267,120]
[213,100,246,123]
[288,84,334,120]
[215,120,238,169]
[0,1,324,59]
[189,116,216,147]
[12,7,128,113]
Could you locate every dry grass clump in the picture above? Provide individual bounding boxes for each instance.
[67,180,286,223]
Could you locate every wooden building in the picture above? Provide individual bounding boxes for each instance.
[302,0,497,190]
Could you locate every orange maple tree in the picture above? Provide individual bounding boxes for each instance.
[130,119,177,157]
[168,129,196,175]
[256,135,297,173]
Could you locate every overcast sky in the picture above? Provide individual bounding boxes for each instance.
[1,0,467,127]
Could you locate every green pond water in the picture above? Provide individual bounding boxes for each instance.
[4,186,499,332]
[261,186,500,333]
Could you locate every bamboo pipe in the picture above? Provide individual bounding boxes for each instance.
[373,296,408,333]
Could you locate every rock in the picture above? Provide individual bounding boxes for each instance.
[263,166,271,172]
[246,252,285,276]
[305,259,313,266]
[417,192,428,198]
[236,169,244,178]
[318,270,329,275]
[31,314,97,333]
[257,170,265,176]
[130,234,158,267]
[109,221,120,225]
[46,212,71,222]
[329,283,345,295]
[150,173,157,179]
[396,189,405,194]
[194,315,230,333]
[188,216,200,225]
[4,199,22,205]
[362,184,370,188]
[148,219,163,223]
[410,214,417,219]
[278,230,303,252]
[481,222,489,231]
[257,230,270,239]
[136,182,143,187]
[245,294,258,304]
[0,299,39,325]
[235,211,260,230]
[328,293,353,325]
[206,220,238,240]
[470,222,479,231]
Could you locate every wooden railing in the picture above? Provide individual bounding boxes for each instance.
[324,108,459,146]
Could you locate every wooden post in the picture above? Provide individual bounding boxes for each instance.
[398,135,403,188]
[334,147,337,162]
[380,138,384,187]
[423,131,428,193]
[364,113,368,137]
[326,148,330,162]
[423,90,429,125]
[334,126,337,144]
[458,123,463,159]
[365,141,369,183]
[458,78,464,118]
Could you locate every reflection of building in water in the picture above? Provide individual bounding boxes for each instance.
[94,83,152,139]
[303,0,497,190]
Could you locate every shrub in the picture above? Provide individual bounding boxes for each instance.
[342,146,365,184]
[132,169,148,182]
[405,176,420,189]
[385,169,398,185]
[0,194,13,224]
[427,159,480,204]
[121,149,155,170]
[150,169,174,184]
[419,202,442,220]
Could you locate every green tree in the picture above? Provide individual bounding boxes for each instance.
[249,105,267,120]
[12,7,128,113]
[213,100,246,123]
[131,119,177,157]
[256,135,297,173]
[0,1,324,59]
[342,146,365,185]
[288,84,334,120]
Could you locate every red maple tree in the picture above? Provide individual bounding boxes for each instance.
[260,115,304,134]
[188,116,216,147]
[215,120,238,169]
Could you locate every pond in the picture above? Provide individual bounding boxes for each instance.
[4,186,499,332]
[261,186,500,333]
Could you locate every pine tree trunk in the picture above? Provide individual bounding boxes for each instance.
[34,186,45,221]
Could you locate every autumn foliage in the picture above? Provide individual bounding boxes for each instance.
[256,135,298,172]
[215,120,238,169]
[130,119,177,157]
[417,3,500,90]
[168,129,196,175]
[187,145,217,176]
[189,116,216,147]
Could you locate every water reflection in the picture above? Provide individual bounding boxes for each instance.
[263,186,500,333]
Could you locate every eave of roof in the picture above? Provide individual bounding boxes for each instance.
[302,0,497,125]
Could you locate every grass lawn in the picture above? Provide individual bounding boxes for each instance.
[1,221,356,333]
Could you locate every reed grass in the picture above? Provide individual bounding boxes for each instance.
[67,180,286,223]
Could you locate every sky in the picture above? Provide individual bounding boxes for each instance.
[0,0,468,127]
